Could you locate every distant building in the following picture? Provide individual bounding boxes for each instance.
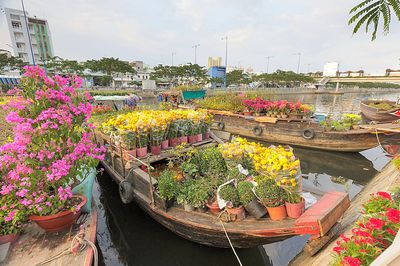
[3,8,54,64]
[323,62,339,77]
[208,66,226,89]
[208,57,222,68]
[130,61,144,72]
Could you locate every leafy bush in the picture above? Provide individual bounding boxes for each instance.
[157,170,179,201]
[220,185,240,207]
[196,94,245,112]
[177,178,212,208]
[237,181,255,206]
[255,178,285,207]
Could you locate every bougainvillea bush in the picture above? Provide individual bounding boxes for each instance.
[0,66,105,234]
[331,191,400,266]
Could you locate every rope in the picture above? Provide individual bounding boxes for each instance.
[374,129,389,156]
[217,211,243,266]
[35,228,99,266]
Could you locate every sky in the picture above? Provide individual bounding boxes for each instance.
[1,0,400,74]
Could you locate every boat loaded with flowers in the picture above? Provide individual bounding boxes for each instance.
[94,108,350,249]
[0,67,104,265]
[194,95,399,152]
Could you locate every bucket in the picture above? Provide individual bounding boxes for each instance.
[245,200,267,219]
[72,167,96,213]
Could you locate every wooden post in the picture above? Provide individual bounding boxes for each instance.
[147,157,155,207]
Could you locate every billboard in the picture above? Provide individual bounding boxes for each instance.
[323,62,339,77]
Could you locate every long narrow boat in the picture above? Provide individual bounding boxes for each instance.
[94,130,350,250]
[208,110,398,152]
[360,100,400,122]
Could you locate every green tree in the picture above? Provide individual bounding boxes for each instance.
[349,0,400,40]
[0,54,25,74]
[84,57,136,76]
[150,63,207,84]
[226,70,251,86]
[46,56,84,75]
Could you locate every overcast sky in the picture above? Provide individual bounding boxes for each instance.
[1,0,400,74]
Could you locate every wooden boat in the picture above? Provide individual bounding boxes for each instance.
[93,130,350,251]
[1,201,98,266]
[360,100,400,122]
[209,111,398,152]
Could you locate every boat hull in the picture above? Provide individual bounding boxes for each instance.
[211,114,390,152]
[360,100,399,122]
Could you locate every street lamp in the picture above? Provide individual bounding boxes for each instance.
[307,63,311,73]
[293,52,301,73]
[265,56,274,74]
[171,52,176,66]
[221,36,228,87]
[21,0,35,65]
[192,44,200,64]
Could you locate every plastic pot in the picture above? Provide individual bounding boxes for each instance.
[137,147,148,158]
[226,206,246,221]
[151,145,162,155]
[267,205,287,221]
[244,200,267,219]
[188,135,197,144]
[196,133,203,142]
[205,132,211,140]
[161,140,169,150]
[179,136,188,144]
[285,199,305,219]
[206,200,221,214]
[169,138,179,148]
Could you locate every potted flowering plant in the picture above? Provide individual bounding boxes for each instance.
[168,121,180,147]
[136,131,149,157]
[256,179,287,221]
[220,184,245,221]
[119,129,137,160]
[0,66,105,233]
[0,197,25,244]
[150,127,164,155]
[237,181,266,219]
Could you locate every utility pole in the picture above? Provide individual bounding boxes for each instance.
[21,0,35,65]
[171,52,176,66]
[221,36,228,87]
[192,44,200,64]
[307,63,311,73]
[294,52,301,73]
[265,56,274,74]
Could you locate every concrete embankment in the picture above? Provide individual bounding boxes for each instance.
[291,162,400,266]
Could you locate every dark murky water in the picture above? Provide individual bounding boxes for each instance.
[95,91,398,266]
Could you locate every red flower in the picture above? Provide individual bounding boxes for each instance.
[386,208,400,223]
[377,192,392,200]
[333,246,344,254]
[385,227,397,236]
[366,218,384,230]
[340,234,350,243]
[342,256,362,266]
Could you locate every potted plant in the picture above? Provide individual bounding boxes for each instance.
[188,121,198,144]
[206,195,221,214]
[136,132,149,157]
[0,197,25,245]
[238,181,267,219]
[168,121,179,147]
[162,124,170,150]
[120,130,136,160]
[177,179,195,211]
[150,127,164,155]
[220,184,245,221]
[256,179,287,221]
[157,170,179,209]
[285,191,305,218]
[178,120,189,144]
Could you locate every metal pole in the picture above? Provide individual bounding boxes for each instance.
[171,52,176,66]
[295,53,301,74]
[265,56,273,74]
[222,36,228,87]
[21,0,35,66]
[192,44,200,64]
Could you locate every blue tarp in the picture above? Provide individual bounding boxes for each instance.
[0,77,19,85]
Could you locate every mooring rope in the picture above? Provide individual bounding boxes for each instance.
[217,211,243,266]
[374,129,389,156]
[35,228,98,266]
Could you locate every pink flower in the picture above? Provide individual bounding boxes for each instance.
[342,256,361,266]
[4,210,17,222]
[377,191,392,200]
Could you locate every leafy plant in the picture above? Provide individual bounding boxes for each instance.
[363,192,396,214]
[255,179,286,207]
[157,170,179,201]
[177,178,212,208]
[285,191,303,204]
[237,181,256,206]
[220,185,240,207]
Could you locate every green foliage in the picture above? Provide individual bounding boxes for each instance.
[368,102,400,110]
[393,156,400,170]
[84,57,136,76]
[320,114,361,131]
[46,56,84,75]
[226,70,251,86]
[237,181,255,206]
[252,70,314,86]
[196,94,245,112]
[180,161,198,177]
[220,185,241,207]
[255,178,285,207]
[150,63,208,84]
[349,0,400,40]
[177,178,212,208]
[157,170,179,201]
[363,193,394,214]
[0,54,25,74]
[285,191,303,204]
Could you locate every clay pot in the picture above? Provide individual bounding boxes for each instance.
[179,136,188,144]
[196,133,203,142]
[169,138,179,148]
[206,200,221,214]
[243,112,253,116]
[0,233,19,245]
[136,147,148,158]
[151,145,161,155]
[29,195,87,233]
[267,205,287,221]
[188,135,197,144]
[285,199,305,219]
[161,140,169,150]
[226,206,246,221]
[205,132,211,140]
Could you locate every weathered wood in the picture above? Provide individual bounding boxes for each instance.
[304,223,342,256]
[360,100,400,122]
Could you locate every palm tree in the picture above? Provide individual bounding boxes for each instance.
[349,0,400,40]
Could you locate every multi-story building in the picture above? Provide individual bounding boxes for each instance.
[207,57,222,69]
[3,8,54,65]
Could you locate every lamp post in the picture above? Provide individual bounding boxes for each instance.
[294,52,301,73]
[171,52,176,66]
[21,0,35,65]
[221,36,228,87]
[265,56,273,74]
[307,63,311,73]
[192,44,200,64]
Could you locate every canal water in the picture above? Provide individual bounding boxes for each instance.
[94,91,399,266]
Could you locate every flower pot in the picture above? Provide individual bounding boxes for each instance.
[0,233,19,245]
[226,206,246,221]
[169,138,179,148]
[184,203,194,212]
[243,112,253,116]
[267,205,287,221]
[29,195,87,233]
[206,200,221,214]
[137,147,148,158]
[123,149,136,161]
[205,132,211,140]
[179,136,188,144]
[151,145,161,155]
[285,199,305,219]
[196,133,203,142]
[161,140,169,150]
[244,200,267,219]
[188,135,197,144]
[72,167,96,213]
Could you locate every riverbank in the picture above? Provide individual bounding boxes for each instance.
[290,161,400,265]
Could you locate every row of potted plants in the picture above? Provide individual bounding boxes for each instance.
[0,66,105,244]
[243,98,313,118]
[155,138,305,221]
[331,189,400,266]
[100,109,212,159]
[320,114,362,131]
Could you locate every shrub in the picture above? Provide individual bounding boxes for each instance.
[157,170,179,201]
[255,178,285,207]
[220,185,240,207]
[177,178,211,208]
[237,181,255,206]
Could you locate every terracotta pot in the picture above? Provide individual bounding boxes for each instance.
[151,145,161,155]
[29,195,87,233]
[226,206,246,221]
[0,233,19,245]
[161,140,169,150]
[285,199,305,219]
[179,136,188,144]
[205,132,211,140]
[188,135,197,144]
[169,138,179,147]
[267,205,287,221]
[136,147,148,157]
[196,133,203,142]
[206,200,221,214]
[243,112,253,116]
[123,149,136,161]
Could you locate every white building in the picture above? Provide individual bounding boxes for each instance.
[2,8,54,65]
[208,56,222,68]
